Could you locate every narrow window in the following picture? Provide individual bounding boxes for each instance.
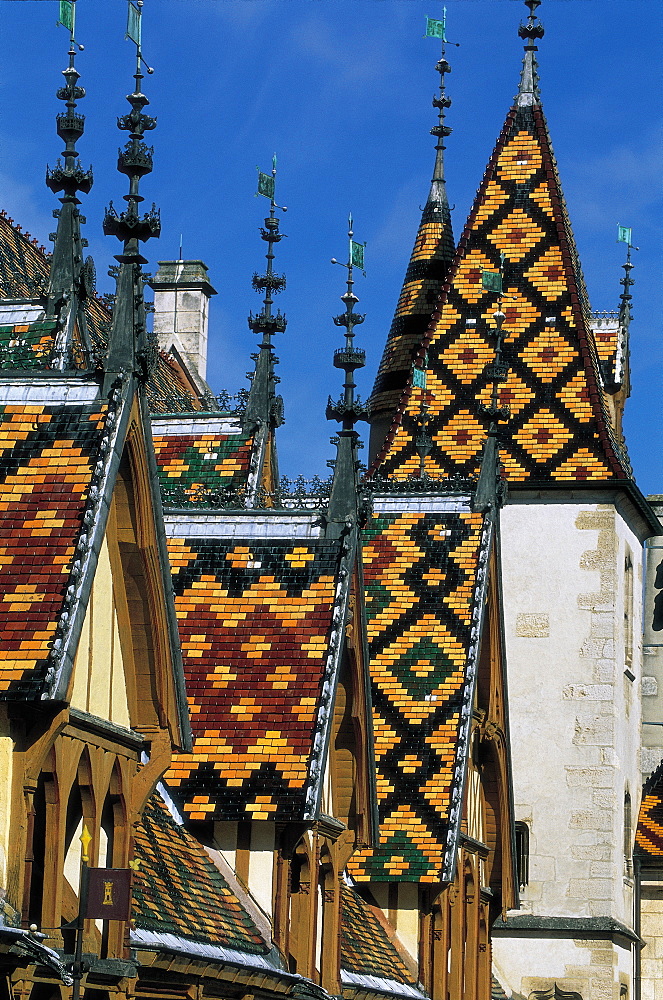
[623,791,632,877]
[624,552,634,673]
[515,821,529,890]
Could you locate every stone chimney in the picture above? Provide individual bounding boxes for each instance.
[150,260,217,381]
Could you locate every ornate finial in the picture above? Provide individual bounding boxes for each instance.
[614,226,638,395]
[102,1,160,393]
[45,1,94,368]
[243,155,287,435]
[326,217,369,530]
[517,0,544,106]
[474,257,511,512]
[80,823,92,864]
[426,8,457,200]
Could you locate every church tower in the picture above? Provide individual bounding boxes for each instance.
[368,3,658,997]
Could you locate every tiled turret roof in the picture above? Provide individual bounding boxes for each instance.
[370,102,632,486]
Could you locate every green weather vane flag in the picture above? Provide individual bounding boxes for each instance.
[617,225,632,246]
[256,164,275,201]
[348,215,366,272]
[126,2,141,47]
[425,8,447,41]
[57,0,75,36]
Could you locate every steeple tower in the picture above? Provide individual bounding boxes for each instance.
[367,14,455,464]
[45,1,94,369]
[326,217,368,535]
[103,0,160,395]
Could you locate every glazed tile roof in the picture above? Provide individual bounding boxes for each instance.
[371,102,631,485]
[349,506,486,883]
[0,401,105,698]
[340,884,416,987]
[636,758,663,861]
[133,792,270,955]
[165,535,345,822]
[369,195,454,425]
[0,213,201,413]
[153,425,253,502]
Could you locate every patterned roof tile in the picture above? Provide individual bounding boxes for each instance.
[349,508,484,882]
[0,402,105,697]
[154,430,253,499]
[370,104,631,485]
[165,536,344,822]
[636,758,663,860]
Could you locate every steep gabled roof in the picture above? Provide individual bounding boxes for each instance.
[165,519,355,823]
[349,492,491,883]
[132,792,272,957]
[371,101,632,486]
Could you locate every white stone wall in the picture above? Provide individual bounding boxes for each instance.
[641,886,663,1000]
[493,499,644,998]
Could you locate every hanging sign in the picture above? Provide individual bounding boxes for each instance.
[86,868,132,921]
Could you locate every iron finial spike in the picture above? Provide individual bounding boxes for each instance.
[517,0,544,106]
[45,0,93,369]
[243,158,287,438]
[326,218,368,530]
[102,0,160,393]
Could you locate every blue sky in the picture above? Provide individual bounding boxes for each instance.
[3,0,662,493]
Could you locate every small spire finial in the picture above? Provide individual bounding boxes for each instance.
[102,1,160,393]
[243,157,287,438]
[474,257,511,513]
[326,218,369,530]
[517,0,544,106]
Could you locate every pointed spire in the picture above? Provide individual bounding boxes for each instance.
[473,260,510,513]
[45,2,94,369]
[326,217,369,532]
[102,0,160,394]
[427,15,454,256]
[367,13,456,464]
[517,0,544,106]
[243,156,287,436]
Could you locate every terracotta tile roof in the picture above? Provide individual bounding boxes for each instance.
[165,535,345,822]
[636,758,663,860]
[0,401,105,698]
[154,428,253,501]
[371,103,631,485]
[132,792,270,955]
[349,507,485,883]
[341,885,416,986]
